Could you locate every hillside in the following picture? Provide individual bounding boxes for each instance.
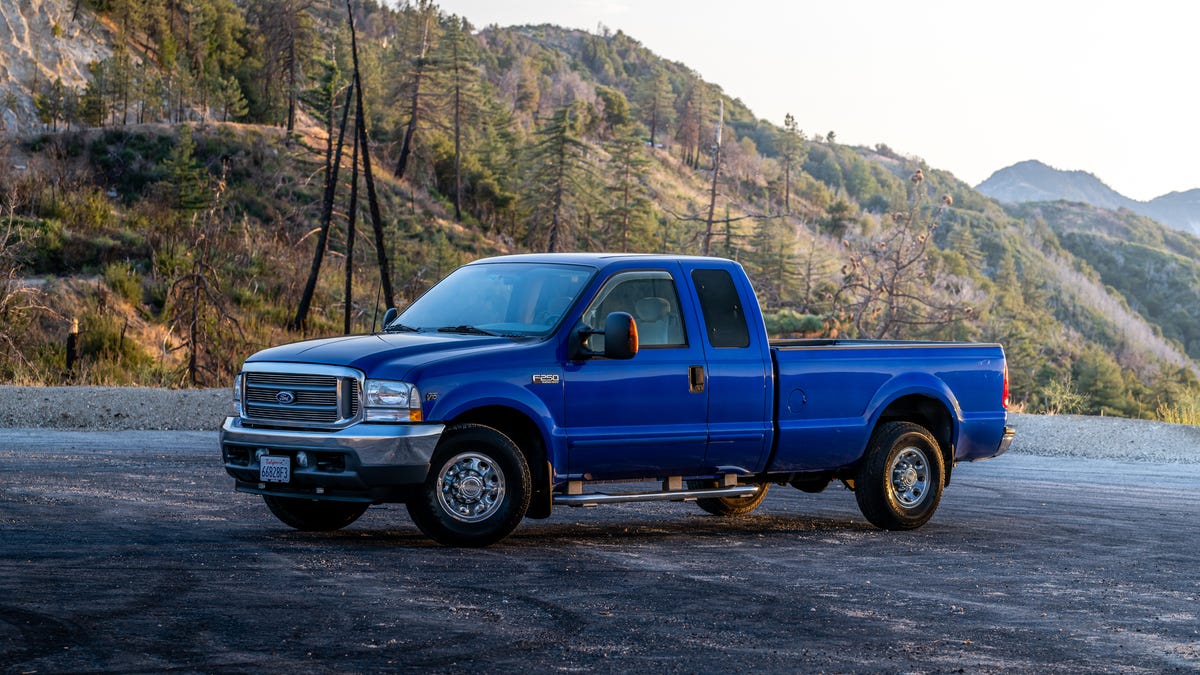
[978,160,1200,235]
[2,0,1200,421]
[1012,202,1200,360]
[0,0,113,134]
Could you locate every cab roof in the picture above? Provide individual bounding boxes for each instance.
[466,252,736,270]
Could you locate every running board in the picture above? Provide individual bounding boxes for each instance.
[553,485,759,508]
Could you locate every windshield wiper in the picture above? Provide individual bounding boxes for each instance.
[384,322,420,333]
[436,325,499,336]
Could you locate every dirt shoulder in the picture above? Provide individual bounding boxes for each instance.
[0,386,228,431]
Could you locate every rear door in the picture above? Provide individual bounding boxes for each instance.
[681,264,773,473]
[562,267,710,479]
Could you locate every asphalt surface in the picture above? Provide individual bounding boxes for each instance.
[1,430,1198,673]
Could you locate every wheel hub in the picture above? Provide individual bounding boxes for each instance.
[455,475,485,500]
[436,452,506,523]
[889,447,929,508]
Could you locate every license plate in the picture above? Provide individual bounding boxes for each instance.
[259,455,291,483]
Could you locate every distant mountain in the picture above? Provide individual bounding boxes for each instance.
[1141,190,1200,235]
[977,160,1137,211]
[977,160,1200,236]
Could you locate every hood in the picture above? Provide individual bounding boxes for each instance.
[246,332,526,380]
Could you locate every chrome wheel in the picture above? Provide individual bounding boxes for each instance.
[855,422,944,530]
[889,446,929,508]
[436,451,506,523]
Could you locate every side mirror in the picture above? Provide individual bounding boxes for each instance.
[570,311,639,360]
[603,311,639,359]
[382,307,398,328]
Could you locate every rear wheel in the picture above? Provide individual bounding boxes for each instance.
[406,424,531,547]
[854,421,945,530]
[263,496,369,531]
[687,480,770,516]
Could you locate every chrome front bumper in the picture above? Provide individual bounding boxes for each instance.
[220,417,444,501]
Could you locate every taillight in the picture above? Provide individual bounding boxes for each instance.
[1002,362,1010,409]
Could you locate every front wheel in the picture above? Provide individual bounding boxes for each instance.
[854,421,945,530]
[263,496,369,531]
[406,424,531,547]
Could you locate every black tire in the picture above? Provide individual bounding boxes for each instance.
[406,424,531,547]
[263,496,369,532]
[854,421,945,530]
[687,480,770,517]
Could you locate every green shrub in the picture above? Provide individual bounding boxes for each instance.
[79,312,153,370]
[63,188,113,232]
[1156,391,1200,425]
[764,309,826,337]
[103,261,142,305]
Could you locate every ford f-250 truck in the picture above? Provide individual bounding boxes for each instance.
[221,253,1014,546]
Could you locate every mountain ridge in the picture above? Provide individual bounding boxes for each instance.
[976,159,1200,235]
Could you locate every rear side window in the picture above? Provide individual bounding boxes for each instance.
[691,269,750,348]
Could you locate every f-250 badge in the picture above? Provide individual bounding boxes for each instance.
[532,374,560,385]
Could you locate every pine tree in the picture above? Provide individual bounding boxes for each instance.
[604,121,652,251]
[161,125,209,212]
[393,0,442,181]
[635,65,674,148]
[779,113,805,213]
[441,14,482,222]
[522,102,600,252]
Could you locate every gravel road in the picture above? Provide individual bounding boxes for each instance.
[3,388,1200,672]
[2,430,1199,673]
[4,385,1200,465]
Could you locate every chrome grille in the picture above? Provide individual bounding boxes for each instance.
[241,365,361,427]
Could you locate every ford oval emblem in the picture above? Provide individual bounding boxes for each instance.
[275,391,296,405]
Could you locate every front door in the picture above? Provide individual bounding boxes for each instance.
[563,269,710,480]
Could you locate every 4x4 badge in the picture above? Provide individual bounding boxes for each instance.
[532,374,559,385]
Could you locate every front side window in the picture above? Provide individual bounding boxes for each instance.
[392,262,593,337]
[581,271,686,350]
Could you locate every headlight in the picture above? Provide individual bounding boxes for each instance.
[232,373,243,416]
[363,379,422,422]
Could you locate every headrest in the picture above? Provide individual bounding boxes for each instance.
[634,297,670,322]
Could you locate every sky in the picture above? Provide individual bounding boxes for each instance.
[433,0,1200,202]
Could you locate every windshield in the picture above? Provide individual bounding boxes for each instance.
[390,262,594,337]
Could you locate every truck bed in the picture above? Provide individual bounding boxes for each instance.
[767,339,1009,473]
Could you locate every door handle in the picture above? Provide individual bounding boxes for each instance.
[689,365,705,394]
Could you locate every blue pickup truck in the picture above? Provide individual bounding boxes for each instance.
[221,253,1013,546]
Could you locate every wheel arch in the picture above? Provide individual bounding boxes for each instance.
[871,393,956,485]
[448,405,553,518]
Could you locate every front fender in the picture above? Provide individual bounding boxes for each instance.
[424,378,562,465]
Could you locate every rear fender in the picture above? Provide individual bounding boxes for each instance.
[863,373,960,472]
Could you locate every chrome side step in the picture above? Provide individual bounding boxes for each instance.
[553,485,759,508]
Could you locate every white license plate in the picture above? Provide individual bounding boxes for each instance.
[259,455,291,483]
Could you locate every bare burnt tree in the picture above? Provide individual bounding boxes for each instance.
[344,126,359,334]
[291,80,355,331]
[165,180,243,387]
[0,186,51,380]
[702,99,724,256]
[290,1,395,331]
[349,1,395,310]
[830,170,974,339]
